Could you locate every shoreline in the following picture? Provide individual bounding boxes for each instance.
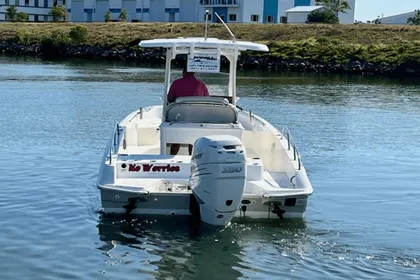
[2,42,419,77]
[1,22,420,77]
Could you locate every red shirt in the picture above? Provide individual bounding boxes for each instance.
[167,73,209,103]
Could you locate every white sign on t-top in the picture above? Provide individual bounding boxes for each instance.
[187,53,220,73]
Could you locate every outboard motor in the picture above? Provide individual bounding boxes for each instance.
[189,135,247,226]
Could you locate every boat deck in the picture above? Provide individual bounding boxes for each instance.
[113,138,297,195]
[119,145,161,155]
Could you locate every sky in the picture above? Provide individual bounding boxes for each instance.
[355,0,420,21]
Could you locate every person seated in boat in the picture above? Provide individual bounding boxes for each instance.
[167,63,209,155]
[167,64,209,103]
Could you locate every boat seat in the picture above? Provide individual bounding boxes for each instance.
[123,127,160,146]
[175,96,230,105]
[166,97,238,124]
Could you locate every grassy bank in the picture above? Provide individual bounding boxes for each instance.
[2,22,420,66]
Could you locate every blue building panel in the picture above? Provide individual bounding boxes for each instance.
[212,7,227,22]
[294,0,311,6]
[43,0,48,8]
[263,0,278,23]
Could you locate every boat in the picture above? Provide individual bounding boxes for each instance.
[96,14,313,226]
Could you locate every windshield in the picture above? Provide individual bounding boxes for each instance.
[170,55,232,100]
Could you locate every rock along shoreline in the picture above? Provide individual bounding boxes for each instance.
[1,41,420,77]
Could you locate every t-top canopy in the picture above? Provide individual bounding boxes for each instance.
[139,37,269,52]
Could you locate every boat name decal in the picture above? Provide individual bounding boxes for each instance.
[127,164,180,172]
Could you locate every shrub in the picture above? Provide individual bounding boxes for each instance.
[307,10,339,24]
[6,6,18,22]
[104,10,112,22]
[407,10,420,25]
[15,29,32,44]
[16,12,29,22]
[119,9,128,22]
[39,29,71,58]
[41,30,70,47]
[69,25,88,44]
[50,5,67,21]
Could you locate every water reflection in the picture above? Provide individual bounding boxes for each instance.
[96,214,308,279]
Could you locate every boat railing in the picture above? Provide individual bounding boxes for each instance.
[281,126,302,170]
[107,122,122,164]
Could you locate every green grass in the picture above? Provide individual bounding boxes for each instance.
[2,22,420,65]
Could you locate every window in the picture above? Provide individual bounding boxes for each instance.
[44,15,48,21]
[280,16,287,24]
[229,14,236,21]
[204,14,212,21]
[250,14,259,22]
[25,0,29,5]
[5,0,9,5]
[266,15,273,23]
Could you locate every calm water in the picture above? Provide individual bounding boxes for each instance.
[0,56,419,280]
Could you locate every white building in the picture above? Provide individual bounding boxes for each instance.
[378,11,417,25]
[286,2,355,24]
[285,5,324,23]
[0,0,65,21]
[1,0,355,24]
[66,0,298,23]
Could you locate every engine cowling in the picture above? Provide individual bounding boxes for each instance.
[189,135,246,226]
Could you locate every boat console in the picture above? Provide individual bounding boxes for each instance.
[160,96,244,155]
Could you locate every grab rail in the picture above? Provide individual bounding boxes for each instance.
[281,126,302,170]
[108,122,123,164]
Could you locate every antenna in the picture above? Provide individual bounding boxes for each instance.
[204,9,209,41]
[214,12,237,42]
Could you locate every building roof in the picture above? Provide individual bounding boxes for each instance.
[285,6,324,13]
[378,10,416,21]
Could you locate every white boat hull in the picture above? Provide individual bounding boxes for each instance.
[96,101,313,225]
[98,183,311,220]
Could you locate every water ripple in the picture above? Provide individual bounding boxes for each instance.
[1,56,420,279]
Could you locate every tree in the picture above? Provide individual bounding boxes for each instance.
[6,6,18,22]
[104,10,112,22]
[16,12,29,22]
[307,10,339,24]
[316,0,351,14]
[119,9,128,22]
[407,10,420,25]
[50,5,67,21]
